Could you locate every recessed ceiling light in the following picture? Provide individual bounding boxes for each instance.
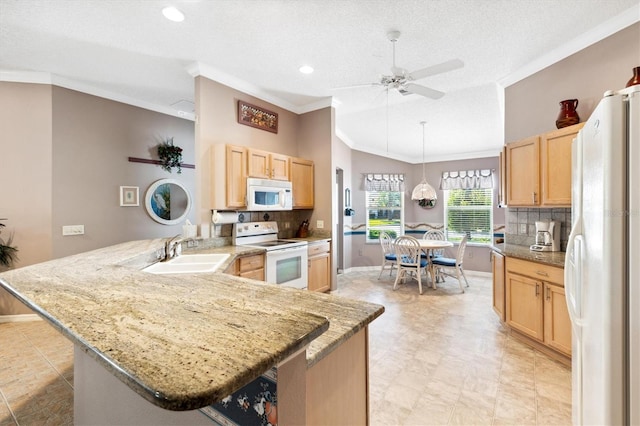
[162,6,185,22]
[299,65,314,74]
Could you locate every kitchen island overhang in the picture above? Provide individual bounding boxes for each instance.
[0,239,384,414]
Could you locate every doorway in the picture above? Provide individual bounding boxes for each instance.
[335,168,344,274]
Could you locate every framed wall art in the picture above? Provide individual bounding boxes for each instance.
[120,186,139,207]
[237,100,278,133]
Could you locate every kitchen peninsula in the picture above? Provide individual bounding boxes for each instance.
[0,239,384,424]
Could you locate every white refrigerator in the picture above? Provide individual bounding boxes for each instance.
[565,84,639,425]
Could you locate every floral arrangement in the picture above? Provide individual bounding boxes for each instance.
[157,137,183,173]
[0,220,18,269]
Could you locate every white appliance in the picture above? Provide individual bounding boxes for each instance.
[565,85,639,425]
[530,220,560,252]
[234,221,308,289]
[246,178,293,211]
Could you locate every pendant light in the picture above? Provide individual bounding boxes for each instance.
[411,121,437,202]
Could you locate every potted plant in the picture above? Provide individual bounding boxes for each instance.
[0,219,18,269]
[157,137,183,174]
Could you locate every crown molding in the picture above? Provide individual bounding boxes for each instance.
[0,70,195,121]
[498,4,640,88]
[188,62,335,115]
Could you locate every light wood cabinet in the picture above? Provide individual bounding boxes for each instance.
[491,250,505,322]
[307,241,331,292]
[541,123,584,206]
[505,257,571,359]
[290,157,314,209]
[506,135,540,206]
[506,122,583,208]
[544,283,572,355]
[247,148,290,181]
[224,253,265,281]
[498,146,507,208]
[211,144,247,209]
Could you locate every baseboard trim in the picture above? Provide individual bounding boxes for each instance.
[341,266,491,278]
[0,314,42,323]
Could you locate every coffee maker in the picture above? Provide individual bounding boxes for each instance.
[530,220,560,252]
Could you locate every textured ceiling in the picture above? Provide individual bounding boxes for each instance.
[1,0,638,163]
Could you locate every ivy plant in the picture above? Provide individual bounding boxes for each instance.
[157,137,183,174]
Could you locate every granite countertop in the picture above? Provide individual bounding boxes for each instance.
[492,243,566,268]
[0,240,383,411]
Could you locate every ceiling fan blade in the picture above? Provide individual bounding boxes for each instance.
[402,83,445,99]
[408,59,464,81]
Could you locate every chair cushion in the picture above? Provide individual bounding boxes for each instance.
[385,254,397,261]
[431,257,456,267]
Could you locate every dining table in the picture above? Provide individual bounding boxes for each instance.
[417,239,454,288]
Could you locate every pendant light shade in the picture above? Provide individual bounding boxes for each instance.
[411,121,438,202]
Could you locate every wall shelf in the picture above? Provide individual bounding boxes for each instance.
[128,157,195,169]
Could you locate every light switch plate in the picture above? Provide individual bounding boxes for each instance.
[62,225,85,236]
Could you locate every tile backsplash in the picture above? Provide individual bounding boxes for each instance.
[505,208,571,251]
[212,210,315,239]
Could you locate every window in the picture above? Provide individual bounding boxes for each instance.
[444,188,493,244]
[366,190,404,242]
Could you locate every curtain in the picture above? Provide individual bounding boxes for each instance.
[440,169,493,190]
[364,173,405,192]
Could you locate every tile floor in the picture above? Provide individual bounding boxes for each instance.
[0,269,571,425]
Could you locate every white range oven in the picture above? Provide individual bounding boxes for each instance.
[234,221,308,289]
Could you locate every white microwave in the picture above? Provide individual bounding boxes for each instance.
[246,178,293,211]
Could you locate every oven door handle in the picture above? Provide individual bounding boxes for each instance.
[269,246,306,255]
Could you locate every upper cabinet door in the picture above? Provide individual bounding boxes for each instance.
[541,123,584,207]
[506,135,541,207]
[270,153,290,181]
[247,148,271,179]
[247,149,290,181]
[291,157,314,209]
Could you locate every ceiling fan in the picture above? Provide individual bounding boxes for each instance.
[339,30,464,100]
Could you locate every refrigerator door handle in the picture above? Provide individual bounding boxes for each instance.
[565,222,584,332]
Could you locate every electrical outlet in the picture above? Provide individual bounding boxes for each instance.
[316,220,324,229]
[62,225,84,236]
[186,240,199,248]
[359,248,363,256]
[284,222,290,229]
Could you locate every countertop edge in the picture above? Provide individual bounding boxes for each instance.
[492,243,566,268]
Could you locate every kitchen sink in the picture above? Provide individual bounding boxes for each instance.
[143,253,230,274]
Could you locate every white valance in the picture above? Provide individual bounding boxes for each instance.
[364,173,405,192]
[440,169,493,190]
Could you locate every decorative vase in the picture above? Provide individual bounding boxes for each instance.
[626,66,640,88]
[556,99,580,129]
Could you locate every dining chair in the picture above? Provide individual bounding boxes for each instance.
[393,235,429,294]
[430,235,470,293]
[422,230,446,257]
[378,231,397,279]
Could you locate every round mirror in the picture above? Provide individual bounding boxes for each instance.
[145,179,192,225]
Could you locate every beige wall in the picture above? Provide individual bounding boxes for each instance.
[0,83,194,315]
[0,82,53,314]
[51,87,196,258]
[505,22,640,142]
[194,76,302,225]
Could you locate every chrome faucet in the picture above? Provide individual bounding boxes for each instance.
[163,234,184,261]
